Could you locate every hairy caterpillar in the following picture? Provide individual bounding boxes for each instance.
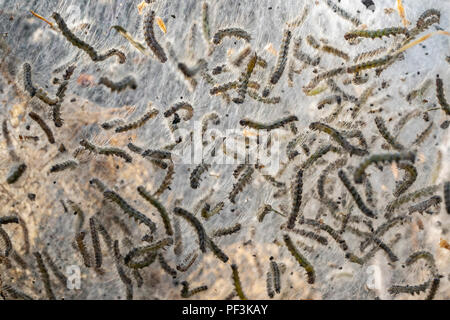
[153,161,175,196]
[301,145,340,170]
[303,67,345,94]
[283,234,315,284]
[207,237,229,263]
[345,27,408,41]
[270,259,281,294]
[103,190,157,233]
[283,226,328,246]
[49,159,78,173]
[42,250,67,287]
[240,115,298,131]
[201,201,225,220]
[6,163,27,185]
[389,280,432,296]
[158,253,177,278]
[436,76,450,115]
[181,281,208,298]
[112,25,147,55]
[22,63,36,97]
[1,285,33,300]
[68,200,86,232]
[0,227,12,257]
[324,0,361,26]
[412,123,434,146]
[190,163,210,189]
[211,223,241,238]
[33,252,55,300]
[354,151,416,184]
[176,251,198,272]
[266,271,274,298]
[300,217,348,251]
[309,122,368,156]
[232,46,251,67]
[52,12,125,64]
[99,76,137,93]
[346,55,394,74]
[115,108,158,133]
[143,10,167,63]
[112,240,134,300]
[415,9,441,34]
[353,47,386,63]
[127,143,169,169]
[28,112,55,144]
[52,80,68,128]
[406,79,433,104]
[124,238,172,269]
[201,112,220,146]
[95,220,113,251]
[393,162,417,197]
[231,264,247,300]
[101,119,125,130]
[364,235,398,262]
[0,216,18,225]
[212,28,251,45]
[229,165,254,203]
[293,38,320,66]
[408,195,442,215]
[287,169,303,229]
[163,102,194,121]
[375,116,405,151]
[385,185,439,217]
[89,217,102,270]
[174,207,207,253]
[268,29,291,86]
[75,231,92,268]
[137,186,173,236]
[257,204,285,222]
[202,2,211,43]
[233,53,258,104]
[327,79,358,104]
[247,90,281,104]
[2,120,19,162]
[98,147,132,163]
[338,169,376,218]
[89,178,107,192]
[317,95,341,110]
[35,88,59,106]
[444,182,450,214]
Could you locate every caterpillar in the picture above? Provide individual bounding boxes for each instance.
[137,186,173,236]
[283,234,315,284]
[394,109,422,137]
[176,251,198,272]
[385,185,439,217]
[181,281,208,298]
[287,169,303,229]
[412,122,434,146]
[233,53,257,104]
[153,161,175,196]
[89,217,102,270]
[269,29,291,86]
[300,217,348,251]
[2,120,19,162]
[201,201,225,220]
[301,145,340,170]
[0,216,18,225]
[28,112,55,144]
[375,116,405,151]
[202,2,211,44]
[266,271,274,298]
[354,151,417,184]
[95,220,113,251]
[212,64,228,75]
[444,182,450,214]
[364,236,398,262]
[436,76,450,115]
[52,80,67,128]
[270,259,281,294]
[303,67,345,94]
[229,165,254,203]
[306,35,320,49]
[98,147,132,163]
[240,115,298,131]
[52,12,125,64]
[112,25,147,55]
[346,55,394,74]
[293,38,321,66]
[338,169,376,218]
[115,108,158,133]
[158,253,177,278]
[212,28,251,45]
[128,144,169,169]
[247,90,281,104]
[415,9,440,33]
[211,223,241,238]
[99,76,137,93]
[344,27,408,41]
[426,278,440,300]
[177,59,207,78]
[406,79,433,104]
[163,102,194,121]
[103,190,157,233]
[190,163,210,189]
[49,159,78,173]
[283,227,328,246]
[309,122,368,156]
[408,195,442,215]
[232,46,251,67]
[353,47,386,63]
[101,119,125,130]
[89,178,107,192]
[231,264,247,300]
[124,238,172,269]
[0,227,12,256]
[42,250,67,287]
[317,95,341,110]
[389,280,431,296]
[324,0,361,26]
[22,63,36,97]
[33,252,55,300]
[6,163,27,184]
[393,161,417,197]
[174,207,207,253]
[143,10,167,63]
[112,240,134,300]
[257,204,285,222]
[75,231,92,268]
[207,237,229,263]
[317,157,347,208]
[327,79,358,103]
[201,112,220,146]
[1,285,33,300]
[35,88,59,106]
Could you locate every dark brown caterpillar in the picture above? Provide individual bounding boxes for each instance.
[49,159,78,173]
[233,53,258,104]
[266,271,274,298]
[385,185,438,217]
[99,76,137,92]
[408,195,442,215]
[98,147,132,163]
[338,169,376,218]
[211,223,241,238]
[301,145,340,170]
[213,28,251,44]
[283,234,315,284]
[101,119,125,130]
[141,149,171,160]
[389,280,431,296]
[393,161,417,197]
[436,75,450,115]
[287,169,303,229]
[293,38,320,66]
[42,249,67,287]
[103,190,157,233]
[0,285,33,300]
[309,122,368,156]
[158,253,177,278]
[231,264,247,300]
[229,165,254,203]
[176,251,198,272]
[0,216,18,225]
[181,281,208,298]
[321,44,350,61]
[207,237,229,263]
[28,111,55,144]
[124,238,172,269]
[153,161,175,196]
[52,80,68,127]
[283,227,329,246]
[75,231,92,268]
[137,186,173,236]
[112,240,133,300]
[299,217,348,252]
[344,27,408,41]
[201,112,220,146]
[190,163,210,189]
[412,122,434,146]
[23,63,36,96]
[52,12,125,64]
[240,115,298,131]
[270,259,281,294]
[89,177,107,192]
[33,252,55,300]
[6,163,27,184]
[115,108,158,133]
[444,182,450,215]
[317,95,341,110]
[174,207,207,253]
[247,90,281,104]
[0,226,12,256]
[89,217,102,270]
[269,29,292,86]
[143,10,167,63]
[163,102,194,121]
[375,116,405,151]
[324,0,361,26]
[353,151,416,184]
[232,46,251,67]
